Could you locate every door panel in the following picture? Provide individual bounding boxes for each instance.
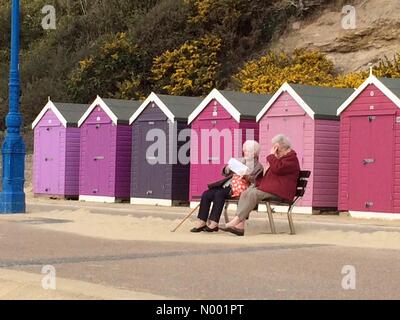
[193,119,235,197]
[38,126,61,194]
[95,124,111,195]
[348,115,394,212]
[266,116,305,166]
[137,121,167,198]
[84,124,99,195]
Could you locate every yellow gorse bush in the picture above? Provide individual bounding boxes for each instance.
[234,49,336,94]
[152,35,222,96]
[235,50,400,92]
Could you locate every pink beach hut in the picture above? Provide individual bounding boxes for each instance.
[77,96,140,203]
[256,83,353,214]
[32,100,88,198]
[187,89,271,207]
[337,75,400,219]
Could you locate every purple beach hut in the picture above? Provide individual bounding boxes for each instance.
[78,96,140,202]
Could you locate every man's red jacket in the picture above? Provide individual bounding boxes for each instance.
[256,150,300,202]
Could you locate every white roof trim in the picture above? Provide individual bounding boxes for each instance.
[187,88,241,124]
[256,83,315,122]
[31,100,68,129]
[129,92,175,124]
[77,96,118,127]
[337,74,400,115]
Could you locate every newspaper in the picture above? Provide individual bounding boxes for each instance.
[228,158,249,176]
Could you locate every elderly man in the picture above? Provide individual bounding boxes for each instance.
[222,134,300,236]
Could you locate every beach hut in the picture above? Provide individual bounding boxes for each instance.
[337,74,400,219]
[32,100,88,198]
[187,89,271,207]
[256,83,353,214]
[129,92,201,206]
[78,96,140,202]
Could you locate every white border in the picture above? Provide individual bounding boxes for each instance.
[78,96,118,127]
[224,203,238,211]
[32,100,68,129]
[130,197,173,206]
[187,88,241,124]
[256,82,315,122]
[349,211,400,220]
[129,92,175,124]
[190,201,200,209]
[79,195,116,203]
[337,75,400,115]
[258,204,313,214]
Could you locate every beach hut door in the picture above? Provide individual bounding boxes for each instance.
[138,121,166,198]
[38,126,61,194]
[348,115,394,212]
[86,123,110,196]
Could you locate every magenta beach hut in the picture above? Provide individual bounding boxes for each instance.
[187,89,271,207]
[78,96,140,203]
[32,100,88,198]
[337,74,400,219]
[129,92,201,206]
[256,83,353,214]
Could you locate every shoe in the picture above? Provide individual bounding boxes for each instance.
[190,225,207,233]
[204,226,219,232]
[225,227,244,236]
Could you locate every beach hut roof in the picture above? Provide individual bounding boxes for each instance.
[188,88,272,124]
[337,75,400,115]
[78,96,141,127]
[129,92,202,124]
[32,100,88,129]
[257,83,354,122]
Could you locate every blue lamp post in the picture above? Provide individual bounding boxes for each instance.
[0,0,26,213]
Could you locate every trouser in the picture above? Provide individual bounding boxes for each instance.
[198,186,231,223]
[236,186,280,220]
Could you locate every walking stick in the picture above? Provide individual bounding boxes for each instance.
[171,204,200,232]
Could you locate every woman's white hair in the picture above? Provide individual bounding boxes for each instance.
[271,134,291,149]
[242,140,260,157]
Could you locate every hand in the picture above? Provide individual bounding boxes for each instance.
[270,144,279,156]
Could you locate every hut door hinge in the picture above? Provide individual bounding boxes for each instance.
[363,158,375,165]
[365,201,373,208]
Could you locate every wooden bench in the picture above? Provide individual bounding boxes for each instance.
[222,170,311,235]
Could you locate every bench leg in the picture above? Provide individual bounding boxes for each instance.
[223,203,230,224]
[266,202,277,234]
[287,206,295,235]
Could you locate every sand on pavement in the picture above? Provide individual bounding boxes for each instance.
[1,207,400,250]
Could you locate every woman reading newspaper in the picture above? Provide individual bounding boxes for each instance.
[190,140,264,233]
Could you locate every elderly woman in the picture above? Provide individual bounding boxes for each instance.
[221,134,300,236]
[190,140,264,233]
